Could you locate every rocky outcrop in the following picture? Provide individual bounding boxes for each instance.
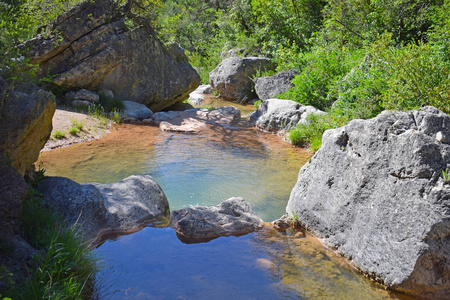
[26,0,200,112]
[147,106,241,133]
[188,84,213,106]
[286,106,450,298]
[170,197,264,243]
[254,70,298,100]
[37,175,170,242]
[250,99,325,133]
[209,57,275,104]
[0,77,56,176]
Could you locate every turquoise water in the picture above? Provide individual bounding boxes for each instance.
[39,123,411,300]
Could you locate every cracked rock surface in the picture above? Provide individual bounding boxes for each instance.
[287,106,450,298]
[25,0,200,111]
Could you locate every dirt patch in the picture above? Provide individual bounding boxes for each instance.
[42,107,113,151]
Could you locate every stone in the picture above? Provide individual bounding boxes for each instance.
[0,79,56,176]
[25,0,200,112]
[66,89,99,103]
[98,89,114,99]
[170,197,264,243]
[209,57,276,104]
[122,100,153,120]
[193,84,213,95]
[254,70,298,100]
[0,158,28,237]
[286,106,450,298]
[151,107,241,133]
[37,175,170,242]
[188,94,205,106]
[250,99,326,133]
[71,100,94,108]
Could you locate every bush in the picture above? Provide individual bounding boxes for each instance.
[289,113,347,152]
[69,127,78,136]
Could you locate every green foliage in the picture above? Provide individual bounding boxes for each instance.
[70,118,84,131]
[253,99,262,108]
[69,127,78,136]
[52,130,65,139]
[442,169,450,182]
[98,91,124,112]
[289,113,347,152]
[20,187,98,299]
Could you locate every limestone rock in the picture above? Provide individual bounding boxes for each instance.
[150,107,241,133]
[194,84,213,94]
[250,99,325,133]
[37,175,170,242]
[286,106,450,298]
[209,57,275,104]
[170,197,264,243]
[0,79,56,176]
[25,0,200,112]
[122,100,153,120]
[65,89,99,103]
[254,70,298,100]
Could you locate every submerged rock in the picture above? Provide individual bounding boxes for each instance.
[287,106,450,298]
[170,197,264,243]
[250,99,325,133]
[37,175,169,242]
[254,70,298,100]
[26,0,200,111]
[209,57,275,104]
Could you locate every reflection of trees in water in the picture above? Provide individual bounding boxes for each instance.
[250,226,403,300]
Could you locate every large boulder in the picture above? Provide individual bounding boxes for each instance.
[286,106,450,298]
[170,197,264,243]
[25,0,200,112]
[37,175,170,242]
[250,99,325,133]
[0,78,56,176]
[254,70,298,100]
[209,57,275,104]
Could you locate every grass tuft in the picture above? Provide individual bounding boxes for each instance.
[53,130,66,139]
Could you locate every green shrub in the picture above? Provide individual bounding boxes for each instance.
[69,127,78,136]
[289,113,347,152]
[52,130,65,139]
[98,91,123,112]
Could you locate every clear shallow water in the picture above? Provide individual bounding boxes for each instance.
[38,122,412,300]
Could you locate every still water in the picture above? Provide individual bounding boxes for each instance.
[38,122,411,299]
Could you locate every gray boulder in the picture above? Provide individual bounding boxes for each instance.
[26,0,200,112]
[122,100,153,120]
[0,78,55,176]
[254,70,298,100]
[37,175,169,242]
[209,57,275,104]
[250,99,325,132]
[286,106,450,298]
[71,100,94,108]
[65,89,99,103]
[170,197,264,243]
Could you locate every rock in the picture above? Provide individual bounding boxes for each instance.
[37,175,170,242]
[286,106,450,298]
[220,48,245,59]
[188,94,205,106]
[272,214,292,230]
[0,79,56,176]
[193,84,213,95]
[25,0,200,112]
[0,158,28,237]
[209,57,276,104]
[122,100,153,120]
[170,197,264,243]
[71,100,94,108]
[250,99,326,133]
[151,107,241,133]
[254,70,298,100]
[98,89,114,99]
[65,89,99,103]
[162,101,194,112]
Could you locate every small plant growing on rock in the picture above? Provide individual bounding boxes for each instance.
[53,130,66,139]
[442,169,450,183]
[253,99,262,108]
